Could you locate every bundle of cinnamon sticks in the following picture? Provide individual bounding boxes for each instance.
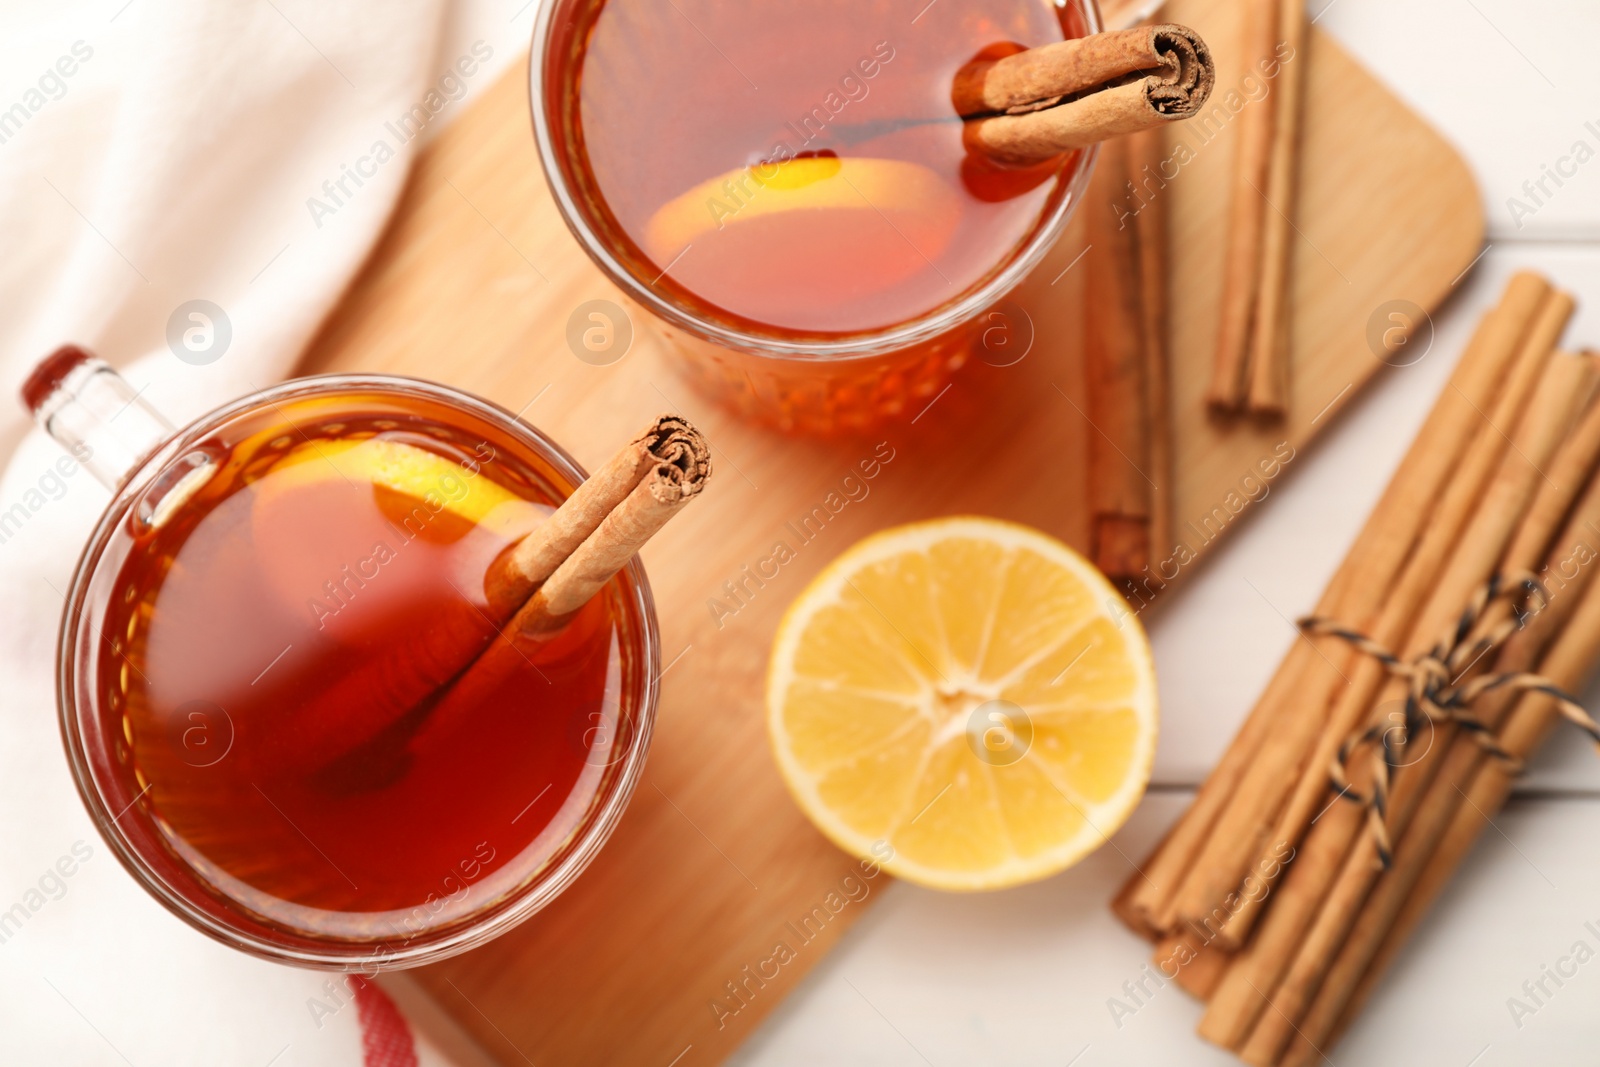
[1113,272,1600,1063]
[1207,0,1308,418]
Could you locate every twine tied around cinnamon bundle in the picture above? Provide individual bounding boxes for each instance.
[1299,572,1600,868]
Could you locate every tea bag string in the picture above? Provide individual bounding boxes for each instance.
[1298,572,1600,869]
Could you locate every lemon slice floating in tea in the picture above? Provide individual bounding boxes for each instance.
[249,436,541,637]
[766,517,1157,891]
[643,156,962,325]
[257,437,535,535]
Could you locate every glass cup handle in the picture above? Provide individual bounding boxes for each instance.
[21,346,175,490]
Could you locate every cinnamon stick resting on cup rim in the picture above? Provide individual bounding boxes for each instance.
[512,441,708,637]
[485,414,710,622]
[405,415,711,754]
[955,25,1215,169]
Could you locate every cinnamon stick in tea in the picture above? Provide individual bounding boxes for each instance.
[410,417,711,749]
[956,25,1215,169]
[1085,135,1153,585]
[1244,0,1308,418]
[1205,0,1279,411]
[328,412,710,771]
[511,453,707,637]
[485,415,708,616]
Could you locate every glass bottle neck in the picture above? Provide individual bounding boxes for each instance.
[21,346,174,490]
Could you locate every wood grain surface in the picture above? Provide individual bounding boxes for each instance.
[298,0,1482,1061]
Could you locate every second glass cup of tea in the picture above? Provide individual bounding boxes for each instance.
[531,0,1100,433]
[30,350,657,969]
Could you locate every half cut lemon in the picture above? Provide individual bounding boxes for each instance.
[766,517,1157,891]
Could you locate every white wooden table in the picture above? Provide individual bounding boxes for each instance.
[728,3,1600,1064]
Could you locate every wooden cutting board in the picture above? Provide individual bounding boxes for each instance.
[298,0,1482,1061]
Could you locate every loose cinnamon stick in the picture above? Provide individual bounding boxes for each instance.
[957,25,1215,169]
[1205,0,1279,411]
[1280,391,1600,1065]
[1115,273,1554,939]
[1085,135,1153,585]
[1201,293,1574,1049]
[1244,0,1308,418]
[1232,351,1594,1065]
[1132,126,1175,562]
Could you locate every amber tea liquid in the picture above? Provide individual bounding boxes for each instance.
[560,0,1090,338]
[80,389,649,949]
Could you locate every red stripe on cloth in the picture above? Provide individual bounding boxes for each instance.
[350,976,419,1067]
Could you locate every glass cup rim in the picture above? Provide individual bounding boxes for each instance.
[56,372,661,970]
[526,0,1103,362]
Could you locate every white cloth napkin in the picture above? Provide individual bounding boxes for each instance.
[0,1,519,1061]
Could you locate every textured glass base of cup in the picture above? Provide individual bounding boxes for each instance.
[651,318,976,435]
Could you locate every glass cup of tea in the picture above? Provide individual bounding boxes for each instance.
[531,0,1101,434]
[26,347,658,969]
